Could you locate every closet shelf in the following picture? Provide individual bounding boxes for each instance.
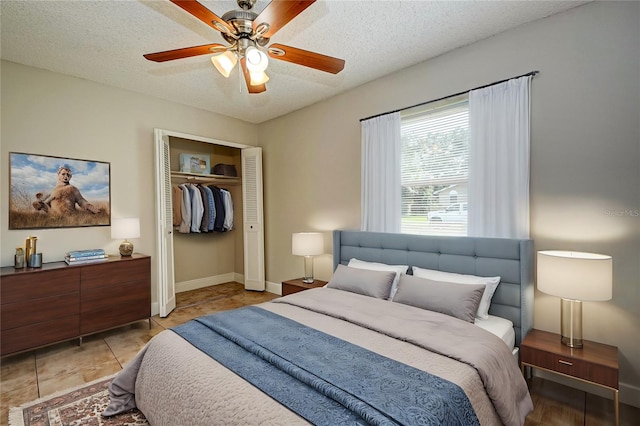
[171,171,241,185]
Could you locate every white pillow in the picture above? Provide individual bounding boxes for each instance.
[411,266,500,319]
[348,258,409,300]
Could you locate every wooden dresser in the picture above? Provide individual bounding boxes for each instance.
[1,253,151,356]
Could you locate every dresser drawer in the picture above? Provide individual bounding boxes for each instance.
[1,269,80,304]
[1,292,80,330]
[1,315,79,356]
[81,279,150,313]
[521,347,618,389]
[81,257,151,290]
[80,299,150,335]
[80,278,150,335]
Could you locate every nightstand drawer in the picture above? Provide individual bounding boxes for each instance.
[522,348,617,388]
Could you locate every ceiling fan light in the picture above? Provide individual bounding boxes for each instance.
[245,46,268,72]
[211,51,237,78]
[249,70,269,86]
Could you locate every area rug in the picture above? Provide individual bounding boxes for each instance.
[9,375,149,426]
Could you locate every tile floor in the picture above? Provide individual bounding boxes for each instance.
[1,282,638,425]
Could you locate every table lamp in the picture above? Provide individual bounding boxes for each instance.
[537,250,612,348]
[292,232,324,283]
[111,218,140,256]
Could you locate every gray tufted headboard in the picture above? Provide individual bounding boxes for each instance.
[332,230,534,346]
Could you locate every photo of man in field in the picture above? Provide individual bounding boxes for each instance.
[9,153,110,229]
[32,165,101,215]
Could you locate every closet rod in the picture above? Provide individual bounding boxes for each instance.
[359,70,539,122]
[171,176,241,186]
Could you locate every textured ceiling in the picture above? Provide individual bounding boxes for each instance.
[1,0,587,124]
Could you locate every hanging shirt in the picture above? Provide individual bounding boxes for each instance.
[172,185,183,228]
[221,188,234,231]
[189,184,204,233]
[198,185,210,233]
[203,186,216,232]
[208,185,226,232]
[178,184,191,234]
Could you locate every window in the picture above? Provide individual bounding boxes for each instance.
[400,96,469,236]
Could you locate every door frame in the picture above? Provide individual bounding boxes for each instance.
[153,128,257,317]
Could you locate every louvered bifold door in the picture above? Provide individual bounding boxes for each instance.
[154,132,176,316]
[242,147,265,291]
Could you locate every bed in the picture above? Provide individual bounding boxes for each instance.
[104,230,535,425]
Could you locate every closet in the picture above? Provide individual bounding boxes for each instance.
[153,129,264,317]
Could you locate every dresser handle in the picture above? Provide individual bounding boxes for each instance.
[558,359,573,366]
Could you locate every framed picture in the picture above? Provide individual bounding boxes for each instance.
[9,152,111,229]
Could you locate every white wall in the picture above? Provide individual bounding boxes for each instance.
[258,1,640,405]
[0,61,258,307]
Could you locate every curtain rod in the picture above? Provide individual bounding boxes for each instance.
[359,70,539,122]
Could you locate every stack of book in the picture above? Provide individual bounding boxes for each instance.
[65,249,108,265]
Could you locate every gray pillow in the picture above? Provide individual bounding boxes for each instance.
[392,274,485,323]
[326,264,396,299]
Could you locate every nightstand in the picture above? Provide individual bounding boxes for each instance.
[521,329,619,425]
[282,278,327,296]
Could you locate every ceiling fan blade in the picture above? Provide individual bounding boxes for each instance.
[170,0,234,33]
[268,43,345,74]
[144,43,226,62]
[240,58,267,94]
[253,0,316,38]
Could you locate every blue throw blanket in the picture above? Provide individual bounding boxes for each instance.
[172,306,479,426]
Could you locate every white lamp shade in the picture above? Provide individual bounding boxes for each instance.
[249,70,269,85]
[292,232,324,256]
[537,250,612,301]
[211,51,237,78]
[111,218,141,240]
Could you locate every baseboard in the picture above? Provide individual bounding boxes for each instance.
[153,276,279,316]
[265,280,282,296]
[176,273,237,293]
[534,370,640,408]
[175,273,281,295]
[233,272,244,285]
[620,382,640,408]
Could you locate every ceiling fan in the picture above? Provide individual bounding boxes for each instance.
[144,0,346,94]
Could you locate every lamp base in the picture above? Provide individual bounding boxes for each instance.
[302,255,314,284]
[560,298,583,348]
[119,240,134,257]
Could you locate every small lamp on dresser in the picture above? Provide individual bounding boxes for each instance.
[537,250,612,348]
[292,232,324,283]
[111,218,140,256]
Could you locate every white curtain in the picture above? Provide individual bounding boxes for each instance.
[468,76,531,238]
[361,112,401,232]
